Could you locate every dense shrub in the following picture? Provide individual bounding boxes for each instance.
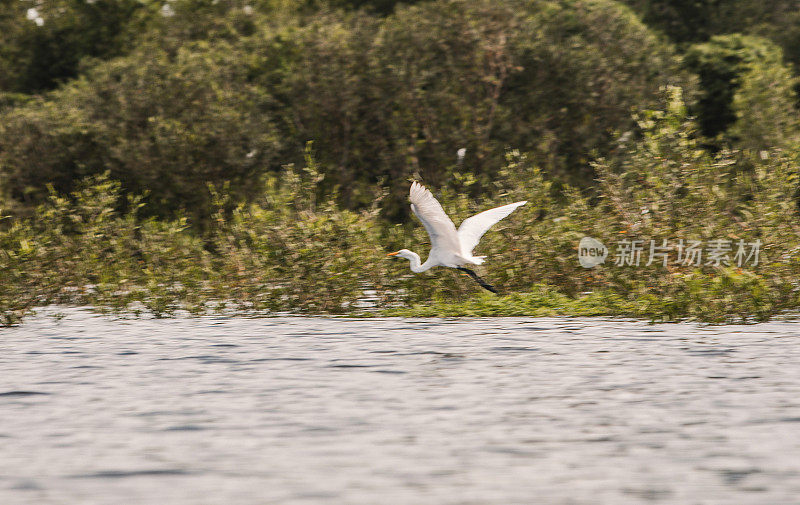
[401,87,800,321]
[0,0,692,222]
[620,0,774,44]
[251,0,693,216]
[0,0,149,93]
[0,42,281,224]
[621,0,800,81]
[3,89,799,325]
[684,34,800,147]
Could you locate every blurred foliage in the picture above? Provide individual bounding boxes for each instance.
[0,0,150,93]
[683,34,800,146]
[620,0,800,69]
[252,0,693,215]
[0,0,693,223]
[1,1,800,324]
[2,89,800,325]
[0,41,281,224]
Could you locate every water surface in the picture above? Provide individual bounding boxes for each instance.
[2,308,799,504]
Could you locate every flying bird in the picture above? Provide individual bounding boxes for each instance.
[388,182,526,293]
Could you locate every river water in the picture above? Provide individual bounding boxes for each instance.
[2,308,800,504]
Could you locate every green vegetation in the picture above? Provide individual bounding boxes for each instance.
[1,1,799,325]
[684,34,799,146]
[620,1,800,70]
[1,0,694,221]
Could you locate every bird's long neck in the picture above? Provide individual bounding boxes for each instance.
[405,251,434,273]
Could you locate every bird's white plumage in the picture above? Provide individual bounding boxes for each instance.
[409,181,461,257]
[457,201,528,256]
[397,182,526,271]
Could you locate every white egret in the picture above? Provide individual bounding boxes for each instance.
[388,182,526,293]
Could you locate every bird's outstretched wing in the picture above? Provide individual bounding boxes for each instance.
[409,181,461,254]
[457,201,527,256]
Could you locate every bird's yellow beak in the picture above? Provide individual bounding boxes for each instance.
[387,251,399,256]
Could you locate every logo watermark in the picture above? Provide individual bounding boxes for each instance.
[578,237,761,268]
[578,237,608,268]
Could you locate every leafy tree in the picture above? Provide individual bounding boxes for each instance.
[730,48,800,151]
[0,42,281,225]
[0,0,150,94]
[0,0,695,221]
[0,2,31,93]
[620,0,762,44]
[684,34,799,147]
[621,0,800,71]
[254,0,693,216]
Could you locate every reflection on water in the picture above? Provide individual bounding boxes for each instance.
[2,308,800,504]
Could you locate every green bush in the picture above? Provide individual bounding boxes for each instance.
[684,34,800,147]
[2,91,800,326]
[1,0,693,223]
[0,0,148,93]
[0,41,281,226]
[391,87,800,322]
[206,157,390,313]
[247,0,694,215]
[621,0,800,71]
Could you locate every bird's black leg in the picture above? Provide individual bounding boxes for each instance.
[456,267,499,294]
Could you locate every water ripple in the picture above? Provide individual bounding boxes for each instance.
[1,309,799,504]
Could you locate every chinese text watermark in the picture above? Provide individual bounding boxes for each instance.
[579,237,761,268]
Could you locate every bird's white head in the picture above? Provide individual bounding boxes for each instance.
[387,249,414,260]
